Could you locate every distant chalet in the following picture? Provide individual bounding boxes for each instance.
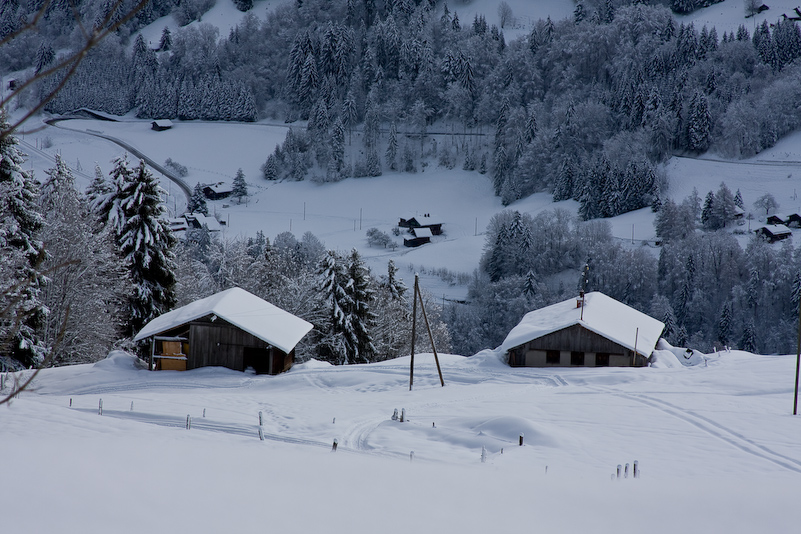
[203,182,232,200]
[404,227,432,247]
[151,119,173,131]
[754,224,792,243]
[399,214,443,235]
[501,292,665,368]
[400,213,442,247]
[133,287,312,374]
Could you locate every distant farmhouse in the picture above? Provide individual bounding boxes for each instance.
[203,182,233,200]
[501,292,665,368]
[151,119,173,131]
[400,213,442,247]
[766,213,801,228]
[134,287,312,374]
[404,227,433,247]
[754,223,792,243]
[167,212,222,239]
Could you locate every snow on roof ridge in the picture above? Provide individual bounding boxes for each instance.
[133,287,312,354]
[500,291,665,357]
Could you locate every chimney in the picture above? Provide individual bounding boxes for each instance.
[577,290,584,308]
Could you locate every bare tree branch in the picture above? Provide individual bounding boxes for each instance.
[0,0,152,142]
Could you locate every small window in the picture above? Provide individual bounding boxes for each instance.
[546,350,560,365]
[571,351,585,366]
[596,353,610,367]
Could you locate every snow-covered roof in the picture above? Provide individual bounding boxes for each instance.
[133,287,313,354]
[412,227,433,238]
[500,292,665,357]
[152,119,173,128]
[756,224,791,236]
[205,183,232,193]
[190,213,221,232]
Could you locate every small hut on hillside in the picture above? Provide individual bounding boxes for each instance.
[133,287,312,374]
[754,224,792,243]
[501,292,664,368]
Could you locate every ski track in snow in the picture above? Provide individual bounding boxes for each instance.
[589,386,801,475]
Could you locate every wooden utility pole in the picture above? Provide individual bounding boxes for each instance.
[409,274,445,391]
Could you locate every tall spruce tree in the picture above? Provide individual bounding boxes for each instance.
[114,160,177,336]
[232,168,248,203]
[0,112,47,369]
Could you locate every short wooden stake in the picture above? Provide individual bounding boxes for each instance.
[130,401,134,411]
[186,415,191,430]
[332,417,336,424]
[617,465,622,479]
[98,399,103,415]
[392,408,398,421]
[203,408,206,418]
[400,408,406,422]
[624,463,630,478]
[410,451,414,462]
[633,460,639,479]
[432,422,436,428]
[69,398,72,407]
[259,411,263,426]
[519,433,524,446]
[332,439,338,452]
[545,466,548,474]
[480,446,487,463]
[258,427,264,441]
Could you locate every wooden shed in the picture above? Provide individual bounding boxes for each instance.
[133,288,312,374]
[501,292,665,368]
[404,226,432,247]
[754,224,792,243]
[151,119,173,131]
[203,183,232,200]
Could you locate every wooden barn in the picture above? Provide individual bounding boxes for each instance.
[133,287,312,374]
[501,292,665,368]
[404,227,432,247]
[202,183,233,200]
[151,119,173,131]
[754,224,792,243]
[398,214,443,235]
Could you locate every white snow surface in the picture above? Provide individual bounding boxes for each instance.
[133,287,313,353]
[500,292,666,356]
[3,348,801,533]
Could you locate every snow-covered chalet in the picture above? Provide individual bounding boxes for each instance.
[133,287,312,374]
[501,292,665,368]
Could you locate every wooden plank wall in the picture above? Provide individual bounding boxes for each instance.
[188,319,272,372]
[525,324,631,355]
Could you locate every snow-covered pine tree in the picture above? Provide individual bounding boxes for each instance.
[158,27,172,51]
[317,250,350,364]
[716,302,732,346]
[344,248,376,363]
[92,155,133,233]
[34,41,55,75]
[740,319,757,353]
[733,188,744,209]
[0,112,47,369]
[262,153,279,181]
[232,168,248,203]
[85,162,112,206]
[385,122,398,171]
[384,259,407,300]
[330,117,345,174]
[701,190,715,229]
[115,160,177,336]
[687,91,711,152]
[188,183,208,215]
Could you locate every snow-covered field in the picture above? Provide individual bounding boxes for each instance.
[2,348,800,532]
